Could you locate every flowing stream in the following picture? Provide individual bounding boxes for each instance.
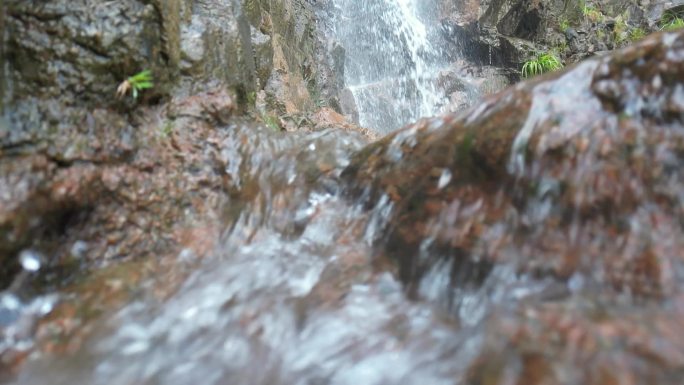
[12,122,483,385]
[4,3,684,385]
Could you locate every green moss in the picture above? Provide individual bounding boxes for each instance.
[582,4,604,23]
[246,91,257,106]
[559,18,571,32]
[628,27,647,42]
[612,16,628,44]
[261,113,281,132]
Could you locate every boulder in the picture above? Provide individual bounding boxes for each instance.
[344,30,684,303]
[341,30,684,383]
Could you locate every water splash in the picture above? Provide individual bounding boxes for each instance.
[0,250,58,370]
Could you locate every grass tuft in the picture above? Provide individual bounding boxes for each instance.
[660,12,684,31]
[582,4,604,23]
[521,52,563,78]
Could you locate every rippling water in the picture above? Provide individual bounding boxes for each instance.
[11,122,478,385]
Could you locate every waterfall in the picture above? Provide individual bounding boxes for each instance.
[330,0,448,133]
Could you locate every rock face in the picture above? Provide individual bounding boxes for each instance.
[438,0,679,86]
[1,0,333,122]
[0,0,343,286]
[343,30,684,382]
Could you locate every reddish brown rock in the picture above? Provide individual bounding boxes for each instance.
[339,30,684,385]
[345,30,684,299]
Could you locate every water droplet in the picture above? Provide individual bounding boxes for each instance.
[178,248,196,263]
[70,241,88,259]
[568,273,584,293]
[0,293,21,312]
[122,340,150,355]
[19,250,42,272]
[437,169,452,189]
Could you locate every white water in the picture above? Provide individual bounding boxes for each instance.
[11,123,480,385]
[331,0,448,133]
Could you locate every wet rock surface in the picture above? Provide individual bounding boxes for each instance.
[0,0,345,273]
[0,28,682,385]
[438,0,682,87]
[341,30,684,383]
[0,0,371,367]
[0,90,235,273]
[1,1,684,384]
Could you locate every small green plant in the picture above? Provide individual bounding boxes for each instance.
[612,16,628,44]
[660,12,684,31]
[559,18,571,32]
[521,52,564,78]
[261,113,281,132]
[582,4,604,23]
[246,91,257,106]
[116,70,154,100]
[628,27,647,41]
[160,120,174,138]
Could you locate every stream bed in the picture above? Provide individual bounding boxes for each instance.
[1,2,684,385]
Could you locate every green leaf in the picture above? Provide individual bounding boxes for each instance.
[130,70,152,81]
[135,81,154,89]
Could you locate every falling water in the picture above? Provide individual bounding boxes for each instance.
[330,0,448,133]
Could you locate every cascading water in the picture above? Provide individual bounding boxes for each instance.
[11,123,478,385]
[330,0,449,133]
[5,3,684,385]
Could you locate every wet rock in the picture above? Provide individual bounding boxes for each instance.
[0,87,247,374]
[0,0,345,274]
[0,88,241,294]
[309,107,379,141]
[440,17,537,85]
[0,3,6,113]
[246,0,337,116]
[174,0,256,95]
[496,0,547,40]
[465,299,684,385]
[0,156,100,286]
[440,0,660,90]
[5,1,168,106]
[250,27,274,89]
[344,30,684,304]
[338,30,684,384]
[1,0,339,152]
